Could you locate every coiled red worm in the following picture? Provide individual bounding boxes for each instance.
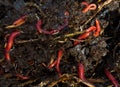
[82,3,97,13]
[5,31,21,61]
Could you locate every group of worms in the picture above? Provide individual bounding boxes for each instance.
[3,1,119,87]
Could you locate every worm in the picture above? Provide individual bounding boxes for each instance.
[36,19,68,35]
[78,63,94,86]
[56,49,63,76]
[5,31,21,61]
[16,74,29,80]
[82,4,97,13]
[104,68,120,87]
[74,32,90,45]
[6,15,27,28]
[13,15,27,27]
[78,63,86,81]
[48,60,57,69]
[86,26,96,33]
[93,19,101,37]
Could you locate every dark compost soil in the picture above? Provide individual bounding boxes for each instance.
[0,0,120,87]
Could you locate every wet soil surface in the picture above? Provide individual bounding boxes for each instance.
[0,0,120,87]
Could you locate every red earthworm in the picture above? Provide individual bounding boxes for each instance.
[36,20,43,33]
[5,31,21,61]
[5,31,21,52]
[74,26,96,46]
[78,63,94,86]
[93,19,101,37]
[36,20,56,34]
[78,63,86,81]
[74,20,100,46]
[57,19,68,31]
[6,15,27,28]
[85,26,96,33]
[56,49,63,76]
[36,19,68,35]
[104,68,120,87]
[82,4,97,13]
[74,32,90,45]
[49,19,68,35]
[51,18,68,35]
[48,60,57,69]
[16,74,29,80]
[13,15,27,27]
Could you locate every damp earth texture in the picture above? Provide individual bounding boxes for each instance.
[0,0,120,87]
